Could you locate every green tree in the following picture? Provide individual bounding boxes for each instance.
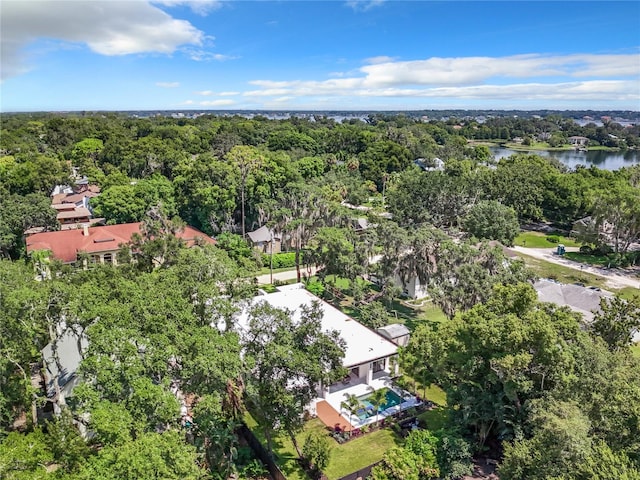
[72,431,201,480]
[340,393,361,435]
[501,400,593,480]
[92,174,176,225]
[308,227,359,282]
[226,145,265,238]
[591,184,640,254]
[358,301,392,330]
[244,301,345,457]
[0,428,54,479]
[367,387,388,424]
[302,430,332,476]
[489,154,563,221]
[0,190,58,259]
[590,295,640,351]
[463,200,520,246]
[370,430,439,480]
[428,241,534,319]
[404,283,584,445]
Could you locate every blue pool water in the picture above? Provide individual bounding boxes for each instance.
[355,389,404,420]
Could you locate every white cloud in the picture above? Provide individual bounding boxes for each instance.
[1,0,204,80]
[156,81,180,88]
[194,90,239,96]
[200,99,235,106]
[364,55,397,65]
[345,0,385,12]
[153,0,222,16]
[183,48,238,62]
[242,52,639,105]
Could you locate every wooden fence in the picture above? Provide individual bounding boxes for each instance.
[238,424,288,480]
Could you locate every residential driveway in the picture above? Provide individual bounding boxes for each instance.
[510,246,640,290]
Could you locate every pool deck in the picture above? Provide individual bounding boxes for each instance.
[314,375,422,430]
[316,400,353,432]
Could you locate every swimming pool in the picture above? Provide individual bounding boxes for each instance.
[355,388,404,420]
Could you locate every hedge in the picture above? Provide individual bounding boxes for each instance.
[261,252,299,269]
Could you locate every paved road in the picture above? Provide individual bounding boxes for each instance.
[255,266,321,285]
[510,246,640,290]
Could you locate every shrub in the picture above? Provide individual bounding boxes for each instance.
[306,281,325,297]
[546,235,560,244]
[241,459,269,479]
[302,431,332,474]
[579,245,593,254]
[593,244,613,256]
[261,252,298,269]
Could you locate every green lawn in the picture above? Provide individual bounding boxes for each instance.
[311,275,448,333]
[418,302,449,324]
[417,407,448,432]
[514,231,581,248]
[324,427,401,479]
[631,344,640,359]
[617,287,640,301]
[244,413,402,480]
[563,251,611,267]
[513,251,609,289]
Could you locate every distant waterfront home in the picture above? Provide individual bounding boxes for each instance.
[247,225,282,254]
[26,222,215,265]
[569,136,589,147]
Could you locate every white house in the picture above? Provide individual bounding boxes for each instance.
[234,284,399,392]
[233,284,420,430]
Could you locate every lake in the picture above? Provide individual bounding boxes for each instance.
[489,147,640,171]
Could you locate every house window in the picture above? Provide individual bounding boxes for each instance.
[372,359,385,373]
[103,253,113,264]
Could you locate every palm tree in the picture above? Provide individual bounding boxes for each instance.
[340,393,361,435]
[367,387,388,426]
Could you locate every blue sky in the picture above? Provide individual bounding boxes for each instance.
[1,0,639,111]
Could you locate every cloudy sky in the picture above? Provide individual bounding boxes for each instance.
[1,0,639,111]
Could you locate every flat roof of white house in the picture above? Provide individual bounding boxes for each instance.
[235,283,398,367]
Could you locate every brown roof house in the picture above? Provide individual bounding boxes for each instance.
[50,178,102,230]
[26,222,215,266]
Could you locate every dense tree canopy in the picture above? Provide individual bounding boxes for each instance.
[1,111,639,478]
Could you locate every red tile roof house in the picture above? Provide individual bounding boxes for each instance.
[26,222,215,266]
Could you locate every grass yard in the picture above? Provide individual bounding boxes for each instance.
[631,344,640,359]
[514,231,582,248]
[244,413,402,480]
[512,251,609,290]
[417,407,448,432]
[323,427,401,479]
[418,302,449,324]
[617,287,640,301]
[563,251,611,267]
